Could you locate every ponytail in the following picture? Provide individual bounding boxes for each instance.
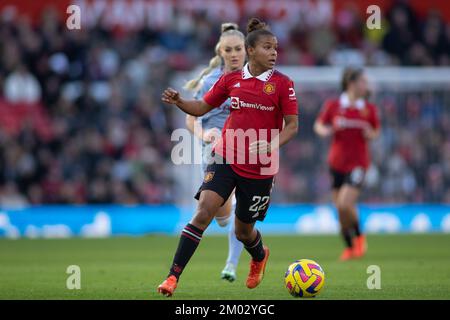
[184,22,244,92]
[184,53,222,91]
[245,17,273,49]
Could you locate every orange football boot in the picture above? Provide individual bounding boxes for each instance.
[352,235,367,258]
[339,247,354,261]
[157,275,178,297]
[246,246,270,289]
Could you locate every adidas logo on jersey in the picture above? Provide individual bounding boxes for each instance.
[233,82,241,88]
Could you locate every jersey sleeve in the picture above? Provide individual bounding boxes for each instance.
[203,74,229,108]
[279,79,298,115]
[317,100,334,125]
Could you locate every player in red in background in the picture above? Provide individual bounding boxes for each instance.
[314,68,380,261]
[157,18,299,297]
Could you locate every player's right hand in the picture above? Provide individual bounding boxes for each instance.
[203,128,221,144]
[321,126,334,136]
[161,87,180,105]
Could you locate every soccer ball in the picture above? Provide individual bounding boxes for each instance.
[284,259,325,298]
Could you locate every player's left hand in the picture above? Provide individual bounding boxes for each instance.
[249,140,272,154]
[363,125,376,140]
[161,87,181,105]
[203,128,221,144]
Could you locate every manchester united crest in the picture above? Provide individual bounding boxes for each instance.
[203,171,215,183]
[263,82,276,95]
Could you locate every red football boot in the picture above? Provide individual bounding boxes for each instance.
[157,275,178,297]
[352,235,367,258]
[246,246,270,289]
[339,247,354,261]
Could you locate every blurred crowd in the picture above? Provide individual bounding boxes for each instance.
[275,0,449,66]
[0,8,177,205]
[0,0,449,205]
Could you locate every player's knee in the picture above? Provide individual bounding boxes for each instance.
[235,229,252,244]
[234,231,245,243]
[193,207,215,228]
[336,201,352,214]
[215,215,230,227]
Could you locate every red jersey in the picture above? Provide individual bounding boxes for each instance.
[318,93,380,173]
[203,63,298,179]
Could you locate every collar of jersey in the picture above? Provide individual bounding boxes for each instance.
[242,63,274,82]
[339,93,365,109]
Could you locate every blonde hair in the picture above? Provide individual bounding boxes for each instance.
[184,22,245,91]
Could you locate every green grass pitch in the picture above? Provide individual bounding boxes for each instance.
[1,234,450,299]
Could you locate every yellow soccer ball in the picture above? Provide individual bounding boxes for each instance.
[284,259,325,298]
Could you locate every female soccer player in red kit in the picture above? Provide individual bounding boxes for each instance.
[158,18,299,297]
[314,68,380,261]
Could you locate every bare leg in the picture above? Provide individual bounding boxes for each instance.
[234,216,266,261]
[336,185,360,230]
[234,217,256,244]
[335,185,360,248]
[190,190,224,229]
